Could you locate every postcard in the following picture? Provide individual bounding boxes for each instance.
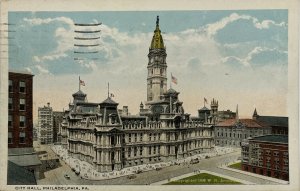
[0,0,299,191]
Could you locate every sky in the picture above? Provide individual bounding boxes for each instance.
[8,10,288,122]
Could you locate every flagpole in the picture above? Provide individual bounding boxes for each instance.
[170,73,172,89]
[204,98,205,107]
[79,76,80,91]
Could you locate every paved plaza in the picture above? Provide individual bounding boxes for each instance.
[35,144,285,185]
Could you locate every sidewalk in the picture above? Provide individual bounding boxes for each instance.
[219,161,289,185]
[151,170,254,185]
[51,144,237,181]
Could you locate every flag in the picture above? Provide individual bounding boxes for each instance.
[171,74,178,84]
[80,79,85,86]
[204,97,208,104]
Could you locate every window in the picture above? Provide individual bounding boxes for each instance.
[139,147,143,155]
[273,151,279,157]
[134,147,137,157]
[149,147,151,155]
[128,148,131,157]
[20,99,25,111]
[8,132,12,144]
[19,132,25,143]
[20,116,26,127]
[149,133,152,141]
[9,80,13,92]
[140,133,143,142]
[8,115,12,127]
[134,133,137,142]
[9,98,12,110]
[128,134,131,142]
[19,81,26,93]
[160,81,164,88]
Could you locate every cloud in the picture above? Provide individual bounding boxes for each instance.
[35,65,50,74]
[23,17,74,26]
[204,13,287,37]
[221,46,288,67]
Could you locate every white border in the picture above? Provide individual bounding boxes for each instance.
[0,0,298,191]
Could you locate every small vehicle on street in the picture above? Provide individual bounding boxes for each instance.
[190,158,200,164]
[64,174,70,179]
[136,169,143,174]
[155,167,162,171]
[127,174,137,179]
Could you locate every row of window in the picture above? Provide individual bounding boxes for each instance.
[217,132,248,139]
[128,145,161,158]
[8,115,26,127]
[128,133,161,142]
[9,80,26,93]
[8,98,26,110]
[264,150,288,158]
[8,132,26,144]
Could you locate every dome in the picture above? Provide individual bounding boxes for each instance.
[199,106,210,111]
[166,88,177,94]
[150,16,165,49]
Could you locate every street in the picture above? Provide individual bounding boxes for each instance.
[37,149,281,185]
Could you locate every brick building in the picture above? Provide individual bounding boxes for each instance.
[8,70,41,182]
[241,135,289,181]
[8,71,34,148]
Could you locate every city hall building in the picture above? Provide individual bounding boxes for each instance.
[62,17,217,172]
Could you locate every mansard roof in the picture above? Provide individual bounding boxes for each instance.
[216,118,270,128]
[256,116,288,128]
[100,97,118,105]
[250,135,288,144]
[72,90,86,97]
[199,106,210,111]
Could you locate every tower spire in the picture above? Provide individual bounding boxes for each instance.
[150,15,164,49]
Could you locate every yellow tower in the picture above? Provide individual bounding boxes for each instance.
[147,16,167,103]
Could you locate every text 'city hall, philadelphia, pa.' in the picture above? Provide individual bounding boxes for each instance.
[60,16,229,173]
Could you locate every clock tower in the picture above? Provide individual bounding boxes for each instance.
[147,16,167,103]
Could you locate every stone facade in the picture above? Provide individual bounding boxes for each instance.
[64,16,214,173]
[214,118,272,147]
